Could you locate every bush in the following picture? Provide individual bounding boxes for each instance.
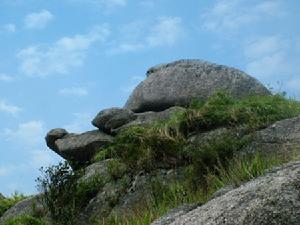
[36,161,104,225]
[0,193,27,217]
[3,214,48,225]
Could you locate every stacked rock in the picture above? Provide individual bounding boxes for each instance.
[45,59,270,164]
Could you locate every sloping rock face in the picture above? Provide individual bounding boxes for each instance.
[151,162,300,225]
[0,196,44,224]
[245,116,300,156]
[125,60,270,112]
[46,130,114,163]
[78,168,186,224]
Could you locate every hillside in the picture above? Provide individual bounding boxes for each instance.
[1,60,300,225]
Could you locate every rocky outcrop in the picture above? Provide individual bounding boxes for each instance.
[0,196,44,224]
[151,162,300,225]
[244,116,300,156]
[92,106,185,134]
[46,130,114,163]
[78,168,186,224]
[111,106,186,134]
[45,128,68,150]
[125,60,270,112]
[92,108,137,133]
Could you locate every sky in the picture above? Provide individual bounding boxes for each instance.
[0,0,300,196]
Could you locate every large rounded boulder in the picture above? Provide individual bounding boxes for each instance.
[125,60,270,112]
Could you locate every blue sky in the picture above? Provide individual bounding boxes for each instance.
[0,0,299,196]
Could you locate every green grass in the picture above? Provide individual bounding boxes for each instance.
[37,92,300,225]
[93,92,300,171]
[0,193,28,217]
[100,150,297,225]
[3,215,49,225]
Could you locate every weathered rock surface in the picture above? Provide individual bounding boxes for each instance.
[112,106,186,134]
[245,116,300,156]
[151,161,300,225]
[92,108,137,133]
[0,196,44,224]
[45,128,68,150]
[125,60,270,112]
[47,130,114,163]
[151,204,198,225]
[80,159,114,184]
[78,168,185,224]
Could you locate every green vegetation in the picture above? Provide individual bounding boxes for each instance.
[106,159,127,179]
[36,162,104,225]
[3,215,49,225]
[34,92,300,225]
[94,92,300,171]
[0,193,27,217]
[101,151,296,225]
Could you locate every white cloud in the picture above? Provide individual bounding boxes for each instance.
[146,17,184,47]
[17,25,110,77]
[244,35,299,79]
[0,100,22,115]
[3,23,16,33]
[59,87,88,97]
[3,121,45,146]
[244,36,286,59]
[139,0,155,9]
[0,166,11,177]
[202,0,283,31]
[108,17,184,54]
[0,73,14,82]
[24,9,54,29]
[64,113,93,133]
[70,0,127,10]
[30,150,55,168]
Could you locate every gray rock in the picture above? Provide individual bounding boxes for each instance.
[80,159,114,184]
[112,106,186,134]
[244,116,300,156]
[111,168,185,217]
[0,193,4,200]
[188,128,230,145]
[92,108,136,133]
[0,196,44,224]
[125,60,270,112]
[151,204,198,225]
[77,175,131,225]
[153,161,300,225]
[52,130,114,163]
[45,128,68,150]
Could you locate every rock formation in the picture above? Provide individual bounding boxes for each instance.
[125,60,270,112]
[4,59,300,225]
[151,162,300,225]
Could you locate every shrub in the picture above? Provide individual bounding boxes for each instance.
[36,161,104,225]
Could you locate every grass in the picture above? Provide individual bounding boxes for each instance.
[93,92,300,171]
[3,215,49,225]
[36,92,300,225]
[0,193,28,217]
[100,150,297,225]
